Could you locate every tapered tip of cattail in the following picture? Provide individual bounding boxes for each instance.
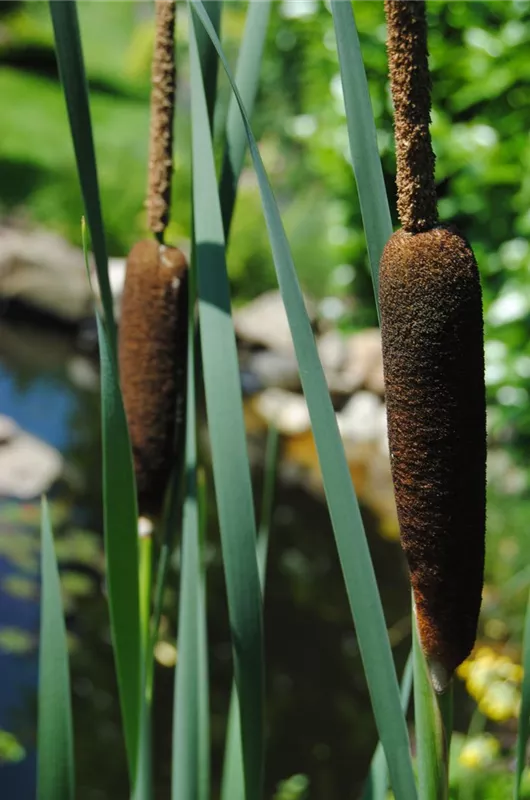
[379,226,486,683]
[384,0,437,232]
[118,239,188,518]
[428,659,451,695]
[147,0,177,235]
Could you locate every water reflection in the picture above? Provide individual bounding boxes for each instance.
[0,315,411,799]
[0,500,38,800]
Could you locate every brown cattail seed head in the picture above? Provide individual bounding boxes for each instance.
[119,239,188,518]
[147,0,177,235]
[385,0,438,232]
[379,226,486,689]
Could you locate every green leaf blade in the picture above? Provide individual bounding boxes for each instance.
[172,471,201,800]
[49,0,115,345]
[193,0,222,126]
[172,261,209,800]
[53,0,141,780]
[197,467,211,800]
[412,618,448,800]
[221,425,279,800]
[219,0,272,238]
[221,691,244,800]
[363,652,413,800]
[189,10,264,799]
[97,313,141,783]
[514,587,530,798]
[38,496,75,800]
[330,0,393,301]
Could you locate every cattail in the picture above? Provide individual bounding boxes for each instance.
[118,0,187,519]
[119,240,188,518]
[380,0,486,691]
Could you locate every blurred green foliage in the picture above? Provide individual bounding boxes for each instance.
[0,729,26,765]
[447,733,530,799]
[273,773,309,800]
[1,2,530,447]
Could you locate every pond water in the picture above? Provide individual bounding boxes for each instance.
[0,313,412,800]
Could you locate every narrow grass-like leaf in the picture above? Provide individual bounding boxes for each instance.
[413,618,448,800]
[438,683,453,760]
[330,0,393,300]
[38,496,75,800]
[189,10,264,799]
[53,0,142,767]
[256,425,280,586]
[172,379,200,800]
[363,651,413,800]
[219,0,272,238]
[149,455,186,672]
[49,0,115,346]
[189,5,416,798]
[197,468,210,800]
[97,312,141,783]
[81,222,141,783]
[221,426,279,800]
[514,585,530,798]
[221,692,244,800]
[172,251,206,800]
[193,0,222,126]
[135,532,154,800]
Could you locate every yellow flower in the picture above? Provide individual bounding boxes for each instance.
[495,657,523,682]
[458,734,500,770]
[458,645,523,720]
[479,681,520,722]
[154,641,177,668]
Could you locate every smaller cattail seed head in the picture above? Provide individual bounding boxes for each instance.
[118,239,188,518]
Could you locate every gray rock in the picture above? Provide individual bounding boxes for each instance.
[67,356,100,393]
[244,349,301,391]
[0,416,64,499]
[341,329,385,396]
[0,416,17,444]
[316,328,385,397]
[317,330,353,394]
[105,256,127,318]
[336,394,396,534]
[0,226,93,322]
[0,226,192,325]
[317,330,347,373]
[234,290,316,353]
[337,391,387,445]
[252,388,310,435]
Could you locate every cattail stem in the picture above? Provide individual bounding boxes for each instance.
[384,0,438,232]
[147,0,177,237]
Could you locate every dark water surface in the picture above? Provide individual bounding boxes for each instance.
[0,315,412,800]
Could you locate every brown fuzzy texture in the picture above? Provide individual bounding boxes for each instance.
[379,227,486,681]
[147,0,177,235]
[119,239,188,518]
[385,0,438,232]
